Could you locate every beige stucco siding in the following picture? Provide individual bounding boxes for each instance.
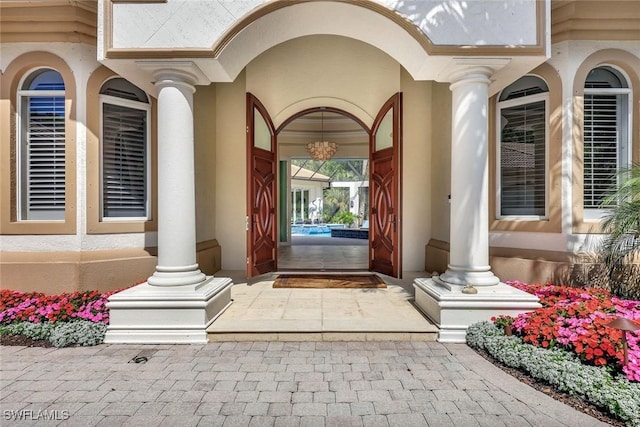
[246,35,401,128]
[429,83,452,244]
[194,84,218,243]
[400,69,432,271]
[214,71,247,270]
[211,35,435,271]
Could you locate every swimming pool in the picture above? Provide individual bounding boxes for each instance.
[291,224,346,237]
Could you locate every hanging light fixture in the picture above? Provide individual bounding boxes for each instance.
[307,111,338,161]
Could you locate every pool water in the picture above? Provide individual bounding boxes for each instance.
[291,224,345,237]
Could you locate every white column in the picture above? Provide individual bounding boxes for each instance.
[293,189,297,222]
[105,64,233,344]
[147,72,206,287]
[412,65,540,343]
[439,69,500,287]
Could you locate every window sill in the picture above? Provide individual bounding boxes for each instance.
[87,219,156,234]
[0,220,76,235]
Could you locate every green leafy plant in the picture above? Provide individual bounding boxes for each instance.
[490,314,514,328]
[322,187,350,223]
[599,162,640,300]
[332,210,359,226]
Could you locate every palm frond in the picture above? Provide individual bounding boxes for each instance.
[598,163,640,289]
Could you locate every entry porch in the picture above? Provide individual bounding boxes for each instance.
[207,270,438,342]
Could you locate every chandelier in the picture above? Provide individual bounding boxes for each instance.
[307,111,338,161]
[307,140,337,161]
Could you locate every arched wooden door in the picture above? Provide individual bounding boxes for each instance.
[246,93,277,277]
[369,93,402,278]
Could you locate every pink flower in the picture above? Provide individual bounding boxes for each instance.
[503,282,640,382]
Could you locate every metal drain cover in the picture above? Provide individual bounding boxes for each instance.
[129,349,157,364]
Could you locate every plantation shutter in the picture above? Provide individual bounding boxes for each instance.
[583,94,620,208]
[21,70,66,221]
[500,100,546,216]
[102,103,147,218]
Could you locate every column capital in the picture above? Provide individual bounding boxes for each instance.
[137,60,209,89]
[441,57,511,87]
[449,67,492,90]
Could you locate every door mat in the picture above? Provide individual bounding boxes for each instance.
[273,274,386,289]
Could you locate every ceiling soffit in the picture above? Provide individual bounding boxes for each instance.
[101,0,548,92]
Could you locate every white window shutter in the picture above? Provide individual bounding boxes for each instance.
[25,95,66,220]
[102,103,147,218]
[583,94,620,208]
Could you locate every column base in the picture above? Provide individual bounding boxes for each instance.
[439,264,500,287]
[413,277,540,343]
[104,276,233,344]
[147,264,207,286]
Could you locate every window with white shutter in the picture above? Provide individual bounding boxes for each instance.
[100,78,150,219]
[18,69,66,221]
[497,76,548,217]
[583,66,630,214]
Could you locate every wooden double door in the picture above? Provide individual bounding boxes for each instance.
[247,93,402,278]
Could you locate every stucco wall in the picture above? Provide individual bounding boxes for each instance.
[211,35,437,272]
[246,35,400,128]
[0,42,157,253]
[490,40,640,255]
[400,69,432,271]
[214,71,247,270]
[194,84,217,243]
[221,36,403,270]
[429,83,452,244]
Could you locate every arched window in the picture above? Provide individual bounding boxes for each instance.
[497,76,549,217]
[18,68,66,220]
[100,78,150,219]
[583,66,631,213]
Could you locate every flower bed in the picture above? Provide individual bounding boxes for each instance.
[467,321,640,426]
[0,289,121,347]
[0,289,117,325]
[497,281,640,383]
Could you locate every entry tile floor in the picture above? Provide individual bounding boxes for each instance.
[207,271,437,341]
[277,242,368,271]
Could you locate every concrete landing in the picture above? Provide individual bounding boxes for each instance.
[207,272,438,342]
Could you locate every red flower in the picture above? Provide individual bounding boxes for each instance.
[505,281,640,382]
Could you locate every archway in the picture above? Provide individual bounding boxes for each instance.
[277,108,370,271]
[247,93,402,278]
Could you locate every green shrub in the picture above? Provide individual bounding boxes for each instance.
[333,211,359,226]
[0,321,55,341]
[0,320,107,347]
[49,320,107,347]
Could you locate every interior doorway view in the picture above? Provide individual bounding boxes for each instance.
[278,109,371,272]
[247,94,402,278]
[280,158,370,271]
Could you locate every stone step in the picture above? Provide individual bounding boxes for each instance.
[208,330,438,342]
